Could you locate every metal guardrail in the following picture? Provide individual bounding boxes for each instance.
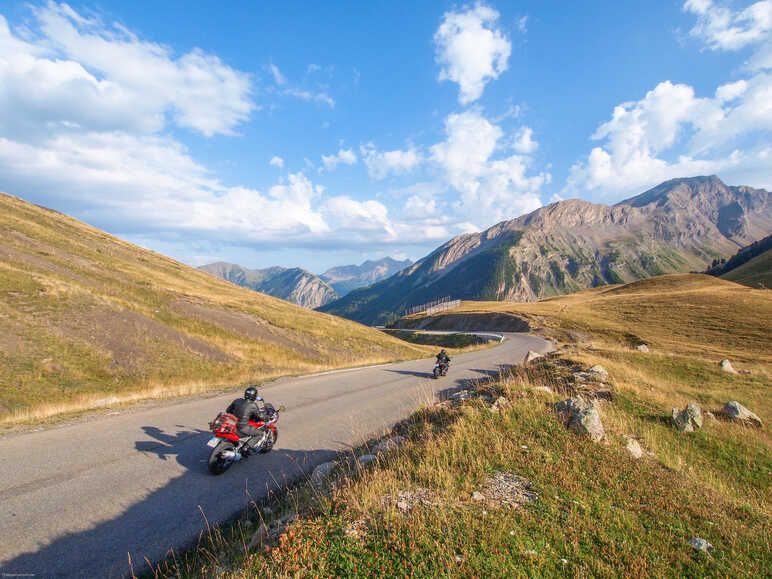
[403,297,460,317]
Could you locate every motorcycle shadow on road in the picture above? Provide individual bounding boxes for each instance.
[2,427,339,578]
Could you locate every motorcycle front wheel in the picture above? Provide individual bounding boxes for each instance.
[433,366,440,379]
[208,440,236,475]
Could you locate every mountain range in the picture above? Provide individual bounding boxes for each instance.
[199,257,412,309]
[320,257,412,296]
[319,176,771,325]
[198,262,338,309]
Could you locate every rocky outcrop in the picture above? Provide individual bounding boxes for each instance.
[320,176,771,325]
[722,401,763,427]
[671,403,703,432]
[555,397,605,442]
[720,359,739,374]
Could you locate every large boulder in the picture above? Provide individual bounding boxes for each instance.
[720,359,739,374]
[310,461,337,488]
[374,435,405,454]
[722,401,763,428]
[671,403,703,433]
[524,350,543,364]
[554,397,605,442]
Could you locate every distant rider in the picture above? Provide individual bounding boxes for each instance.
[436,349,451,366]
[226,386,268,453]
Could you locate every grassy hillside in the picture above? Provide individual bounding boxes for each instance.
[0,192,430,424]
[161,274,770,577]
[721,249,772,288]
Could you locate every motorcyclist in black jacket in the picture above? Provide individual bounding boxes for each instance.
[436,349,451,365]
[226,386,268,453]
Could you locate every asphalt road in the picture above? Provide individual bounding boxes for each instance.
[0,332,551,578]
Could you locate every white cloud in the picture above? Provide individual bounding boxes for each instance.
[321,148,357,171]
[434,3,511,104]
[269,156,284,168]
[512,126,538,153]
[684,0,771,54]
[270,63,286,85]
[13,3,254,137]
[430,110,547,223]
[564,3,772,199]
[284,88,335,108]
[565,78,772,197]
[361,144,423,179]
[517,16,528,34]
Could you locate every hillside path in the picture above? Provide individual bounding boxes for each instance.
[0,332,551,578]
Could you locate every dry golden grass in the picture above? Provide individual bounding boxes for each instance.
[0,192,433,425]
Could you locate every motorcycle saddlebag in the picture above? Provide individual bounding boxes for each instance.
[209,412,239,435]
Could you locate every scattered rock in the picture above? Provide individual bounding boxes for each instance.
[381,487,437,512]
[572,365,608,384]
[524,350,543,364]
[534,386,554,395]
[555,397,605,442]
[449,390,472,404]
[310,461,337,488]
[704,411,716,421]
[524,549,538,557]
[671,403,703,433]
[588,365,609,381]
[374,435,405,454]
[635,344,649,353]
[489,396,511,414]
[720,359,739,374]
[357,454,377,468]
[343,518,368,540]
[688,537,714,552]
[247,523,270,549]
[625,436,643,459]
[722,401,763,428]
[475,472,538,509]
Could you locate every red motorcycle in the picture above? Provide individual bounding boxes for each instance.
[206,403,283,475]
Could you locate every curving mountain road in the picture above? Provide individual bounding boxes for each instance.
[0,332,551,578]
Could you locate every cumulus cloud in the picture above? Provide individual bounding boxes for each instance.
[10,3,255,137]
[361,144,423,179]
[512,126,538,153]
[321,148,357,171]
[434,3,511,104]
[269,156,284,168]
[565,79,772,197]
[566,3,772,199]
[430,110,547,223]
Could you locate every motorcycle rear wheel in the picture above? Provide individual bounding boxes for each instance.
[208,440,236,475]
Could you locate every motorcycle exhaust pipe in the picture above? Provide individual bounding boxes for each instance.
[222,450,242,461]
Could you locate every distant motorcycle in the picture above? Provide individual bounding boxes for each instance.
[206,403,284,475]
[432,360,449,379]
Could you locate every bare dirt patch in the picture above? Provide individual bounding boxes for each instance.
[57,302,233,372]
[170,300,318,358]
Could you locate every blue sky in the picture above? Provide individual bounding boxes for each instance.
[1,1,770,273]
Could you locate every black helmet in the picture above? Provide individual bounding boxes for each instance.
[244,386,258,401]
[440,349,447,354]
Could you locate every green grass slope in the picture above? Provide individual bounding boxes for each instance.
[721,248,772,288]
[159,274,771,578]
[0,192,429,423]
